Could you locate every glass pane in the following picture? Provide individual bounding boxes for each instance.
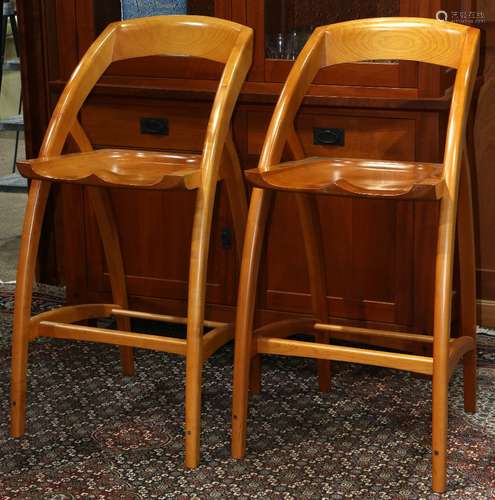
[265,0,400,60]
[94,0,214,36]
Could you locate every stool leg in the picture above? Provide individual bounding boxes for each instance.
[184,320,203,469]
[249,355,262,393]
[184,185,217,468]
[223,130,248,262]
[232,188,273,459]
[287,128,330,392]
[87,187,134,376]
[457,152,477,413]
[287,127,331,392]
[296,194,331,392]
[222,133,266,394]
[11,180,51,437]
[432,196,456,494]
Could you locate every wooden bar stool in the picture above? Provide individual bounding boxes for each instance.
[11,15,252,469]
[231,17,479,493]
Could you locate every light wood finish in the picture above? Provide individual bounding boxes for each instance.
[222,130,248,263]
[314,323,436,344]
[202,325,235,361]
[245,157,445,199]
[28,303,118,340]
[257,337,434,376]
[232,187,273,457]
[232,18,479,494]
[111,309,227,329]
[457,151,477,413]
[17,150,203,190]
[11,180,52,438]
[256,318,316,338]
[38,321,188,356]
[448,337,476,380]
[11,15,253,470]
[321,18,467,69]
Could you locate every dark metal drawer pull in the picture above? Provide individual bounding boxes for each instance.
[313,127,345,146]
[140,117,169,136]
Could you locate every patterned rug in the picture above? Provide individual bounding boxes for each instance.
[0,284,494,499]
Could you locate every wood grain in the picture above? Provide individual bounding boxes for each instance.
[232,18,480,495]
[18,149,203,190]
[246,156,444,199]
[11,15,253,472]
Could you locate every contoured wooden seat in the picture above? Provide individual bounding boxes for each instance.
[232,17,479,494]
[245,156,445,199]
[18,149,203,190]
[11,15,253,469]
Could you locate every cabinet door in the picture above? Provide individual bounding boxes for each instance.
[247,108,436,328]
[79,96,238,312]
[248,0,418,88]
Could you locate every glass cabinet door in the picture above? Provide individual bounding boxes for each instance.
[265,0,400,61]
[253,0,418,88]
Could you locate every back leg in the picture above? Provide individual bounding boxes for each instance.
[222,129,248,259]
[70,122,134,375]
[456,151,477,413]
[296,193,331,392]
[288,127,330,392]
[87,187,134,376]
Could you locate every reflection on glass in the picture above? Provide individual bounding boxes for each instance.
[121,0,187,19]
[265,0,400,60]
[93,0,215,36]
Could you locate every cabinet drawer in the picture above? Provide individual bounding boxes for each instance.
[81,99,211,152]
[247,110,416,162]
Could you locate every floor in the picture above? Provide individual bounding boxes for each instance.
[0,131,26,282]
[1,283,494,498]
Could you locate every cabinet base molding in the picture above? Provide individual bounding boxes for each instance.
[477,300,495,328]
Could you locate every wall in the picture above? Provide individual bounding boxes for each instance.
[0,25,22,119]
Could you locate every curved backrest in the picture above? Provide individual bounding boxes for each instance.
[40,15,253,179]
[259,17,479,198]
[324,17,470,68]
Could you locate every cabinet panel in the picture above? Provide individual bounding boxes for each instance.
[250,108,418,325]
[261,194,414,324]
[247,110,416,160]
[81,98,210,152]
[296,113,415,160]
[80,97,236,309]
[85,186,235,307]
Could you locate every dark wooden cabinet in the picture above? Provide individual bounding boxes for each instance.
[19,0,491,334]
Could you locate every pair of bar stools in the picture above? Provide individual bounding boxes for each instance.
[11,16,479,493]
